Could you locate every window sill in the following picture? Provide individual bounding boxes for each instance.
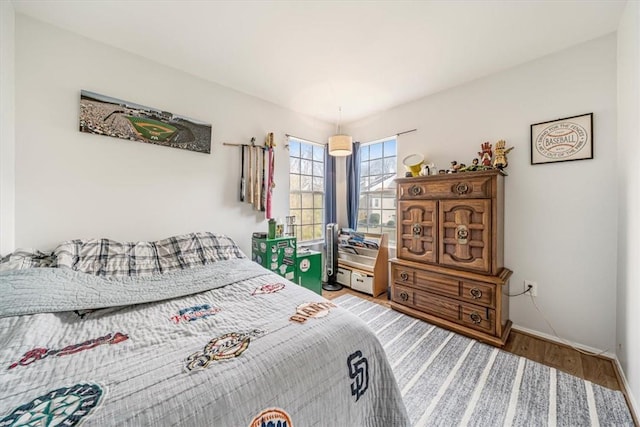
[298,239,325,248]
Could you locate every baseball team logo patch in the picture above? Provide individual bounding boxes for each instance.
[299,258,311,273]
[249,408,292,427]
[289,302,336,323]
[8,332,129,370]
[185,329,266,372]
[252,283,286,295]
[347,350,369,402]
[170,304,220,324]
[0,383,103,426]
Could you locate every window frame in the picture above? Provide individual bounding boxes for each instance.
[356,136,397,246]
[288,137,325,243]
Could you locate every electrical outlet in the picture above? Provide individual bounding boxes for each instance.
[524,280,538,297]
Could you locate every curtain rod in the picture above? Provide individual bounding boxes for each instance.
[360,129,418,145]
[285,129,416,148]
[284,134,325,147]
[222,142,267,149]
[396,129,417,136]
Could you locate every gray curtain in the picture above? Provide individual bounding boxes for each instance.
[346,141,361,229]
[324,147,337,225]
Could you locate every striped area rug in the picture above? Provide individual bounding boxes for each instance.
[334,294,634,427]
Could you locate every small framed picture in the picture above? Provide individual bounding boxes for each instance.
[530,113,593,165]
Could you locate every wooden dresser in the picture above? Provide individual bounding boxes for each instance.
[390,170,512,347]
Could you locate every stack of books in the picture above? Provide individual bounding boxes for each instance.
[338,229,379,251]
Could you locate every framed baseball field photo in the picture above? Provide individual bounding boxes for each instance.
[79,90,212,154]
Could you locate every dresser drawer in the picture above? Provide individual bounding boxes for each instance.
[391,263,461,300]
[392,284,415,306]
[398,175,493,200]
[391,264,415,285]
[460,280,495,307]
[414,269,459,298]
[392,284,495,334]
[412,288,462,323]
[461,305,495,333]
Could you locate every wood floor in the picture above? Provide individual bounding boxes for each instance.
[323,287,624,393]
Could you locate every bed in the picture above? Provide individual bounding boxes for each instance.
[0,232,409,426]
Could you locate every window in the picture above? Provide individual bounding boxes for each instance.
[289,138,325,242]
[357,137,397,245]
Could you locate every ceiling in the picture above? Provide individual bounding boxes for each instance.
[11,0,626,124]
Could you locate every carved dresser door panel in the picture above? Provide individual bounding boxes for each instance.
[439,199,491,273]
[398,200,437,263]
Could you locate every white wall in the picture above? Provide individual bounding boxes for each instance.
[14,15,332,255]
[344,35,618,352]
[616,0,640,414]
[0,1,16,255]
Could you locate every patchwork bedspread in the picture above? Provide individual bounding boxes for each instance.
[0,258,409,426]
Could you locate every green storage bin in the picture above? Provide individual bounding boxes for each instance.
[297,250,322,295]
[251,236,297,282]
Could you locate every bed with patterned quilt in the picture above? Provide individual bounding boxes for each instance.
[0,232,409,426]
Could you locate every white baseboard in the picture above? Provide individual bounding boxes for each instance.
[612,357,640,424]
[511,324,616,359]
[512,324,639,422]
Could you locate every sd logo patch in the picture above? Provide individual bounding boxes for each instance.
[347,350,369,402]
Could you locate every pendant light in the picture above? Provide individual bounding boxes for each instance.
[328,107,352,156]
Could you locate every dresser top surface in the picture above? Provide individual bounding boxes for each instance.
[395,169,506,184]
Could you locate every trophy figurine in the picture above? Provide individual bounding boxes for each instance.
[493,140,514,171]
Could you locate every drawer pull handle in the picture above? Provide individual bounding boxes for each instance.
[470,312,482,324]
[409,185,422,196]
[400,291,409,302]
[455,182,470,195]
[470,288,483,299]
[400,272,409,281]
[412,224,423,237]
[456,225,469,244]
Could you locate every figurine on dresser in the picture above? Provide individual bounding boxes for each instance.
[493,140,514,171]
[466,158,480,171]
[479,142,493,167]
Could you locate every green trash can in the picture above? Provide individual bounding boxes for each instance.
[296,250,322,295]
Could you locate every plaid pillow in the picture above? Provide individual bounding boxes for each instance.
[0,249,56,271]
[54,232,246,277]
